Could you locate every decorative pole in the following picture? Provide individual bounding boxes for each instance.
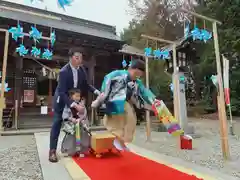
[0,31,9,132]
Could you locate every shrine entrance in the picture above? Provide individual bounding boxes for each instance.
[18,59,60,128]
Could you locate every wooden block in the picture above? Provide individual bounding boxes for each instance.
[91,131,115,153]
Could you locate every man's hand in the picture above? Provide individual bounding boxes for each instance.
[91,100,100,108]
[94,89,101,96]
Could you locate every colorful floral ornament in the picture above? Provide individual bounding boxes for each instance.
[153,49,161,59]
[16,44,28,56]
[191,26,202,41]
[29,26,42,43]
[201,29,212,43]
[144,47,152,57]
[31,47,41,57]
[57,0,73,10]
[8,24,24,42]
[161,50,170,59]
[42,49,53,60]
[50,30,56,47]
[122,59,127,68]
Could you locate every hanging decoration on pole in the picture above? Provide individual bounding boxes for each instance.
[50,30,56,47]
[57,0,73,10]
[211,75,218,89]
[16,44,29,56]
[42,49,53,60]
[31,46,41,58]
[8,24,24,42]
[144,47,170,60]
[184,17,212,42]
[122,59,127,68]
[8,22,56,59]
[29,26,42,43]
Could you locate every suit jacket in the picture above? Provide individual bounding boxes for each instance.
[53,63,96,112]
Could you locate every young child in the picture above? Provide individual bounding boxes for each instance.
[91,59,157,151]
[61,88,91,157]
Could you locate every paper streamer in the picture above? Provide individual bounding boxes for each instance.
[75,123,81,147]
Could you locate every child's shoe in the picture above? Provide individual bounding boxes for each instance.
[79,153,85,158]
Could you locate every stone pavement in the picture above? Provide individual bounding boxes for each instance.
[34,132,238,180]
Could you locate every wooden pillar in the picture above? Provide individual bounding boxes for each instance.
[88,55,96,125]
[14,57,23,129]
[212,21,230,159]
[0,31,9,132]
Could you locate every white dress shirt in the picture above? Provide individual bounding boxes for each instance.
[70,63,79,88]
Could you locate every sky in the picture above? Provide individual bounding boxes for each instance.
[4,0,133,34]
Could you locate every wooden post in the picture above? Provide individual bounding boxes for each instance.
[14,100,18,130]
[0,31,9,132]
[172,44,180,121]
[145,56,151,141]
[212,21,230,160]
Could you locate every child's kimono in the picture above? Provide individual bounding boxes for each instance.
[61,102,90,156]
[92,70,156,143]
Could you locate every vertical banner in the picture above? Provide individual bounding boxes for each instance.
[222,54,234,135]
[222,55,230,106]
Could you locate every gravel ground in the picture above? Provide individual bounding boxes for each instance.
[133,118,240,179]
[0,135,43,180]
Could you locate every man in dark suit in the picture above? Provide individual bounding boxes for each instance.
[49,48,100,163]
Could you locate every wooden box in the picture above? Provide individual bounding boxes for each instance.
[91,131,115,153]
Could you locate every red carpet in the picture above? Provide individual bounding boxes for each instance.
[73,151,203,180]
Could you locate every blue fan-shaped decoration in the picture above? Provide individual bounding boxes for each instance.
[42,49,53,60]
[161,50,170,59]
[16,44,28,56]
[31,47,41,57]
[57,0,73,10]
[29,26,42,43]
[128,60,132,67]
[50,31,56,46]
[191,26,202,41]
[153,49,161,59]
[8,24,24,42]
[201,29,212,43]
[122,59,127,68]
[144,47,152,57]
[211,75,218,87]
[0,82,11,92]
